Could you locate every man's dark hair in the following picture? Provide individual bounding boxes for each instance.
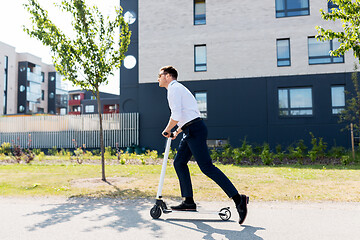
[161,66,178,79]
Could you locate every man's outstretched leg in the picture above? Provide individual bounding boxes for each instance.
[171,136,196,211]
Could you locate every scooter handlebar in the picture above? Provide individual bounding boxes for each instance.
[164,132,174,138]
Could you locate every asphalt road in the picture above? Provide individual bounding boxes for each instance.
[0,197,359,240]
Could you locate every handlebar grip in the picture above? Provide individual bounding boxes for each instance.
[164,132,174,138]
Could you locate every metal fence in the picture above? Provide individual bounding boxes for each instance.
[0,113,139,149]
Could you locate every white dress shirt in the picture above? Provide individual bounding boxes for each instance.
[167,80,200,128]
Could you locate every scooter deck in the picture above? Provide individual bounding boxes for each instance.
[164,208,227,214]
[161,207,232,221]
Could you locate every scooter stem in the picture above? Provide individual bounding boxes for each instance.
[156,137,172,199]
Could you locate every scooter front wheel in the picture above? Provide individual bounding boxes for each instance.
[219,207,231,221]
[150,205,162,219]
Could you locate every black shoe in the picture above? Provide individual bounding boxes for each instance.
[236,195,249,225]
[170,201,197,211]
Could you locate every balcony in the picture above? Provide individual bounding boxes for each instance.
[103,104,119,114]
[68,99,81,106]
[68,111,81,115]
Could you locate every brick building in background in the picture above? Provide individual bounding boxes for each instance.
[68,90,119,115]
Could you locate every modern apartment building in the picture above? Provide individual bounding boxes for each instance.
[0,41,68,115]
[119,0,355,151]
[68,90,120,115]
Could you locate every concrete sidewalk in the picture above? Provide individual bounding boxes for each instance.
[0,197,359,240]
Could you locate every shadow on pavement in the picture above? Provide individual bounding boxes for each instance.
[158,218,265,240]
[23,181,264,239]
[24,197,151,233]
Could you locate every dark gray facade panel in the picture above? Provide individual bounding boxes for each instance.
[119,0,139,113]
[17,62,27,114]
[136,73,351,152]
[48,72,56,114]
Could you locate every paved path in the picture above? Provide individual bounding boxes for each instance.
[0,197,359,240]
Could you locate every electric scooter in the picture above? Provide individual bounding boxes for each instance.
[150,133,232,221]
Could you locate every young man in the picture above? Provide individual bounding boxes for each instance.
[158,65,249,225]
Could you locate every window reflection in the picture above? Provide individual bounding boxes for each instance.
[195,45,207,72]
[278,87,313,116]
[308,37,344,65]
[195,92,207,119]
[276,0,309,18]
[331,85,345,114]
[194,0,206,25]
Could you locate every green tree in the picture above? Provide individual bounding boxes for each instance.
[316,0,360,59]
[316,1,360,132]
[339,64,360,132]
[23,0,131,181]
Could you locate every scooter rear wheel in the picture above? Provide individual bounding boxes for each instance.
[150,205,162,219]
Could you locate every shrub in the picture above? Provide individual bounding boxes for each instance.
[168,148,177,159]
[0,142,11,155]
[274,144,285,162]
[145,150,158,160]
[308,132,327,161]
[74,147,84,164]
[328,146,346,158]
[11,140,22,163]
[92,149,101,156]
[32,148,41,155]
[105,146,114,159]
[341,155,351,165]
[232,148,242,164]
[260,144,274,165]
[221,144,233,159]
[48,146,58,156]
[210,148,221,162]
[37,152,45,161]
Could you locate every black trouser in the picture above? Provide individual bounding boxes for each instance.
[174,120,238,198]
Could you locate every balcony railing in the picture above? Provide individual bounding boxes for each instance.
[68,99,81,106]
[68,111,81,115]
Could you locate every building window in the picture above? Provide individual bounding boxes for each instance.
[194,0,206,25]
[207,139,228,148]
[60,108,67,115]
[195,92,207,119]
[328,0,339,12]
[41,90,45,101]
[194,45,207,72]
[276,39,291,67]
[85,105,95,113]
[308,37,344,65]
[276,0,310,18]
[278,87,313,116]
[73,94,81,100]
[331,85,345,114]
[41,72,45,82]
[72,106,81,112]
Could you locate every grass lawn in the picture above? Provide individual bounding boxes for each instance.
[0,163,359,201]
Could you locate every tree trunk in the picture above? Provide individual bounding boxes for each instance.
[96,89,106,182]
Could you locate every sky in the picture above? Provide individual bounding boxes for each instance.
[0,0,121,95]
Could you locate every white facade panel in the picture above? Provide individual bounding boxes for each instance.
[0,41,17,114]
[139,0,356,84]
